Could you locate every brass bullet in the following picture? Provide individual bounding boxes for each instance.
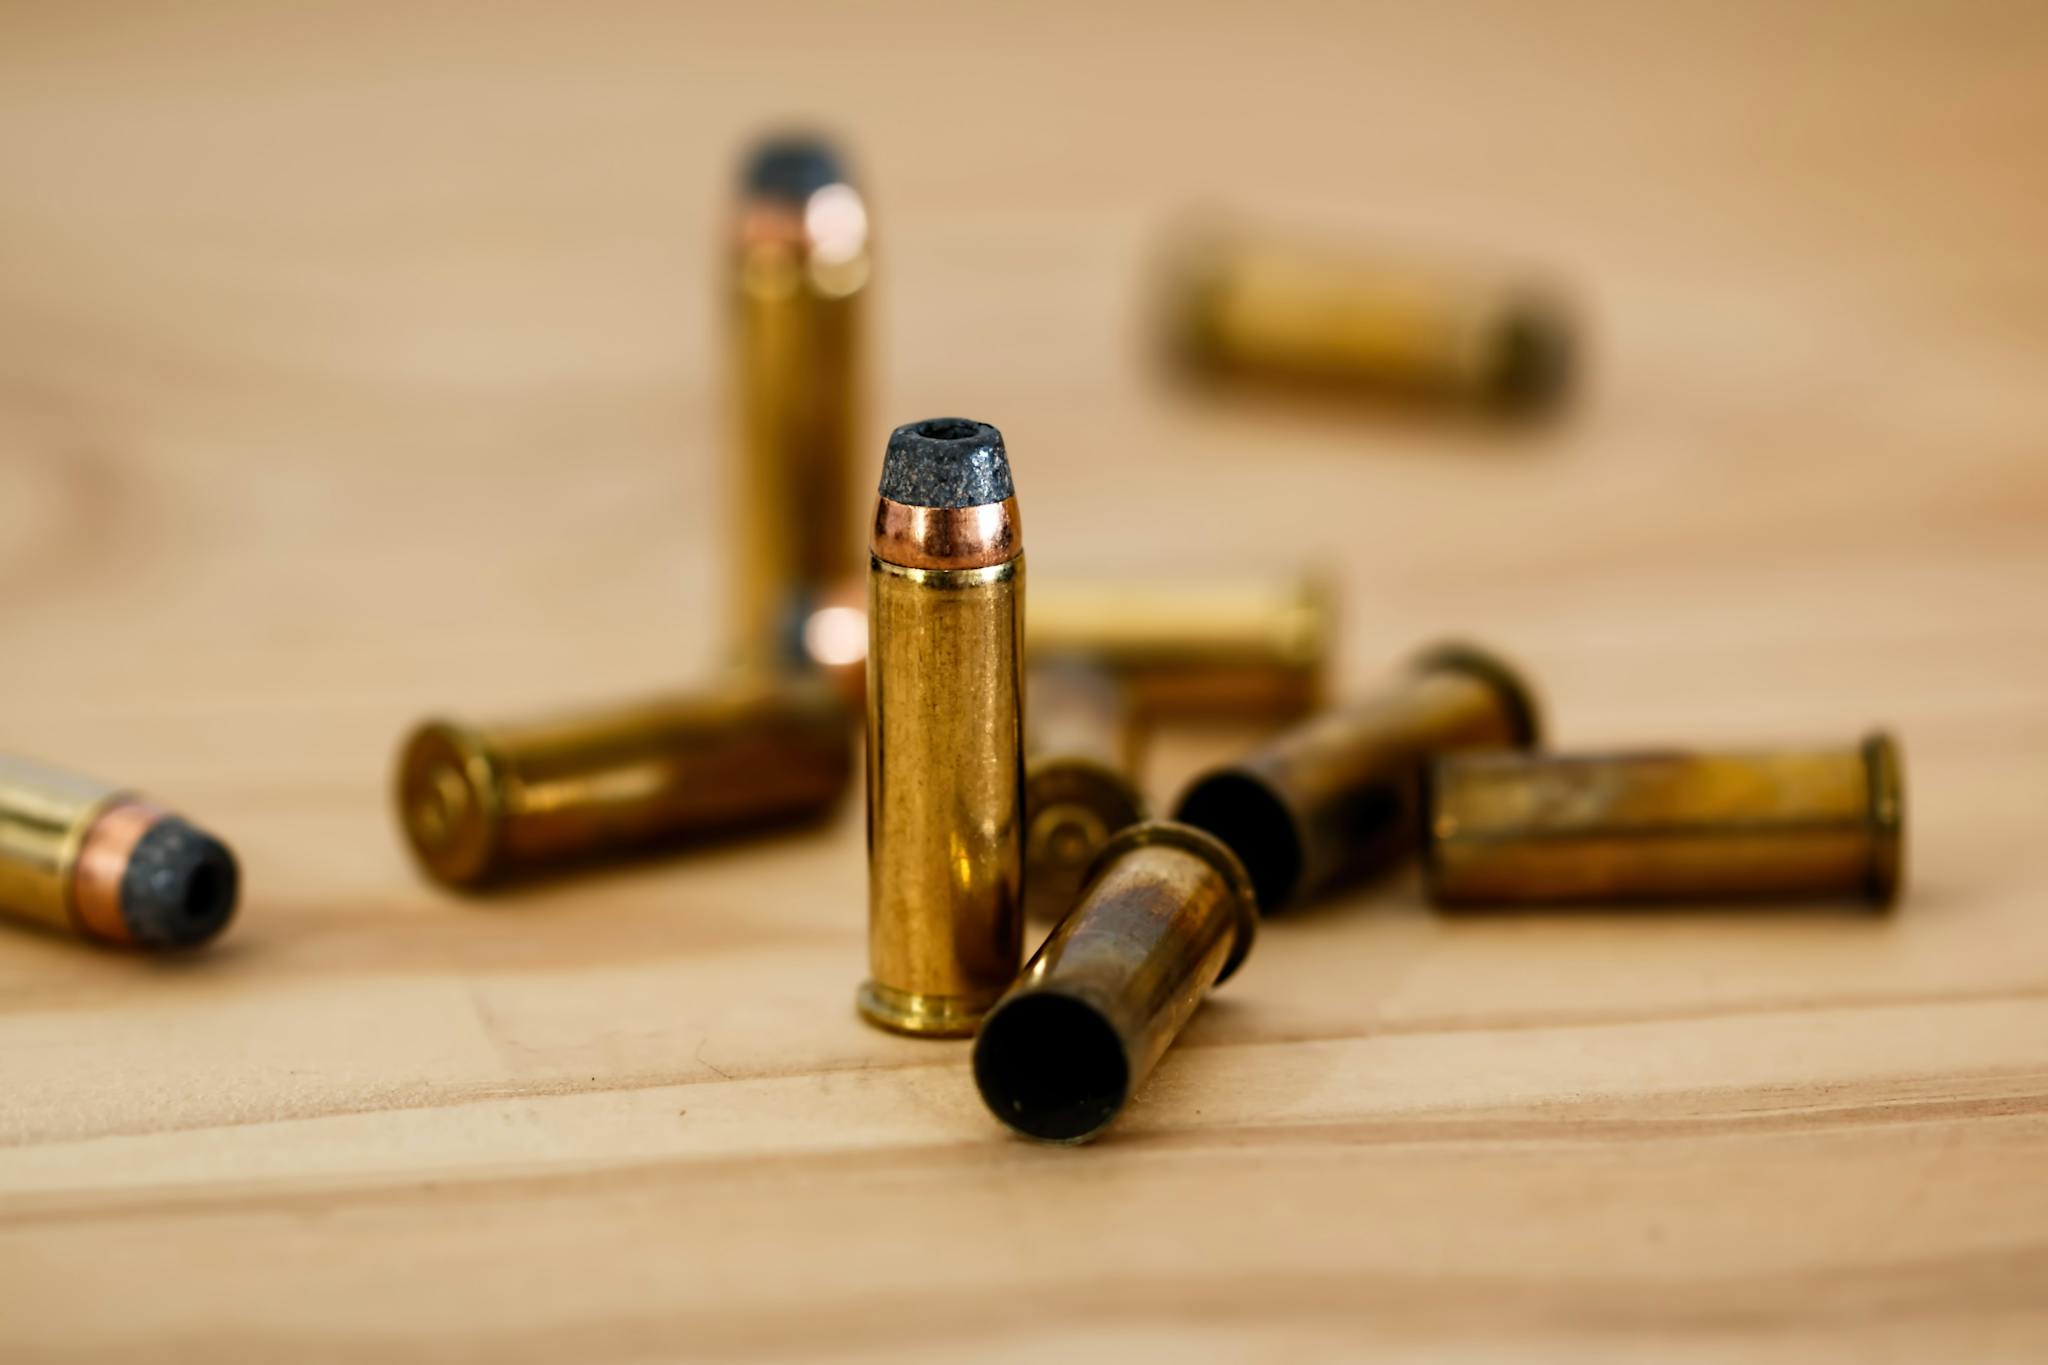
[861,418,1025,1037]
[1024,661,1147,924]
[395,676,853,889]
[732,134,870,674]
[1425,734,1905,908]
[974,821,1256,1144]
[1162,225,1574,413]
[1174,642,1541,912]
[0,754,238,950]
[797,566,1332,722]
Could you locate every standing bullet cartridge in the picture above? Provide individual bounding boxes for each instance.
[0,754,238,950]
[862,418,1024,1036]
[1174,643,1540,912]
[732,134,870,674]
[1029,569,1333,722]
[1162,226,1574,413]
[974,821,1256,1143]
[1425,734,1905,908]
[396,676,853,889]
[1025,661,1147,924]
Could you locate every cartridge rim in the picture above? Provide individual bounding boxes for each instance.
[395,720,504,888]
[1085,819,1259,983]
[1411,640,1544,748]
[1863,731,1905,910]
[856,980,998,1039]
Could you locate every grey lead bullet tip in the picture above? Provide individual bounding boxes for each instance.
[879,418,1013,510]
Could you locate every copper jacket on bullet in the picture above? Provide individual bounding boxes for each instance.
[974,821,1257,1144]
[396,676,853,889]
[1174,642,1540,912]
[1426,734,1905,908]
[0,754,238,950]
[862,418,1025,1036]
[732,134,870,674]
[1024,660,1146,924]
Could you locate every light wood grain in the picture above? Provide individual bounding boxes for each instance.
[3,1,2047,1360]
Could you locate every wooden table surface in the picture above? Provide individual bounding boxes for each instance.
[3,3,2046,1360]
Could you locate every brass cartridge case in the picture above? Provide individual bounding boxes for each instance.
[862,418,1025,1036]
[732,134,870,674]
[1029,569,1333,721]
[1025,661,1147,924]
[396,676,853,889]
[1174,643,1540,912]
[974,821,1257,1143]
[799,567,1331,722]
[0,754,239,950]
[1425,734,1905,908]
[1163,227,1574,412]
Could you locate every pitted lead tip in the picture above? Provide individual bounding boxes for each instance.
[879,418,1012,509]
[120,817,239,949]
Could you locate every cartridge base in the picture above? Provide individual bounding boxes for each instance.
[856,981,998,1038]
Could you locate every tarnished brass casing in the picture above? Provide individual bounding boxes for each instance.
[0,754,238,949]
[1025,662,1146,924]
[1029,570,1332,721]
[1425,734,1905,908]
[861,419,1025,1037]
[733,135,870,673]
[396,676,853,889]
[1174,643,1541,912]
[1163,227,1573,412]
[974,821,1257,1143]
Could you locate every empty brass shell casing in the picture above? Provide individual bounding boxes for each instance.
[733,134,870,674]
[1175,643,1540,912]
[974,821,1257,1144]
[0,754,238,950]
[1025,662,1147,924]
[1029,569,1333,721]
[1163,227,1574,413]
[861,418,1025,1037]
[395,676,853,889]
[1425,734,1905,908]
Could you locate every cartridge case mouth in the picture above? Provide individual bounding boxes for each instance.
[973,991,1131,1143]
[870,496,1020,570]
[1170,770,1301,917]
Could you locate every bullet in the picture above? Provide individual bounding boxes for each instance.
[732,133,870,674]
[395,676,853,889]
[1174,643,1541,912]
[974,821,1256,1144]
[0,754,238,950]
[1162,226,1574,413]
[862,417,1024,1037]
[1024,661,1147,924]
[798,567,1332,722]
[1425,734,1905,908]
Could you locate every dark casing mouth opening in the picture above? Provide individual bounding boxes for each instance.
[1173,771,1301,913]
[974,992,1131,1143]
